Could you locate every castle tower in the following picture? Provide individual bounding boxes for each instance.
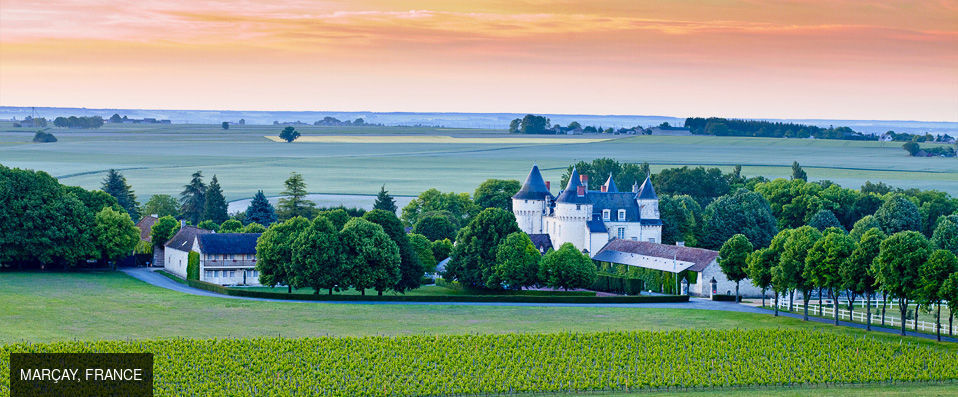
[512,164,552,234]
[602,173,618,193]
[635,175,662,243]
[552,167,592,250]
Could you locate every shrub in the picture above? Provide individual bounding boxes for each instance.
[187,251,200,280]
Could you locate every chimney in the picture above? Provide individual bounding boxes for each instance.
[580,174,589,184]
[577,185,586,197]
[601,185,608,192]
[545,181,550,190]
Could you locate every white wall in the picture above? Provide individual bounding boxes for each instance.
[512,198,546,234]
[164,248,190,279]
[201,268,261,286]
[690,260,766,298]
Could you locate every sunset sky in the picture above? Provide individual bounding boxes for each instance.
[1,1,956,121]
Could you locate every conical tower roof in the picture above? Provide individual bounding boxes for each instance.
[636,176,657,200]
[603,173,618,193]
[513,164,553,200]
[556,167,592,204]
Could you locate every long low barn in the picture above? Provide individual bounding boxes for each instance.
[592,239,765,298]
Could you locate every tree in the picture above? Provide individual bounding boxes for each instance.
[849,215,881,242]
[255,216,310,293]
[767,230,793,315]
[179,171,206,225]
[700,189,778,249]
[919,249,957,341]
[873,231,931,335]
[291,215,344,295]
[218,219,244,233]
[364,209,423,292]
[407,234,438,274]
[791,161,807,181]
[101,169,140,220]
[109,113,123,123]
[473,179,521,211]
[412,213,459,241]
[401,188,478,227]
[932,217,958,255]
[150,216,180,246]
[431,239,454,264]
[903,141,920,156]
[142,194,179,218]
[319,208,351,230]
[746,248,773,307]
[196,220,218,231]
[243,223,266,233]
[33,131,57,143]
[647,166,729,205]
[846,227,885,331]
[940,273,958,337]
[875,194,921,234]
[659,195,700,246]
[340,218,400,295]
[203,175,228,224]
[445,208,520,289]
[491,232,540,290]
[538,243,596,290]
[245,190,277,226]
[780,226,822,320]
[93,207,140,269]
[221,121,229,130]
[373,185,397,214]
[277,173,316,220]
[805,230,855,325]
[808,209,843,232]
[279,126,300,142]
[719,234,752,302]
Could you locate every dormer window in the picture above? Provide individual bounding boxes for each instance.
[602,209,610,221]
[618,209,626,221]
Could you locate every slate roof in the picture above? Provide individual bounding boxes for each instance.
[555,167,592,204]
[513,164,554,200]
[589,192,640,222]
[586,220,608,233]
[135,215,158,242]
[527,233,554,253]
[594,240,719,273]
[603,174,618,193]
[636,176,658,200]
[196,233,262,255]
[164,226,212,252]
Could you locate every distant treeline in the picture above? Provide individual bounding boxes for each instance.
[684,117,876,140]
[508,114,645,135]
[53,116,104,129]
[903,142,956,158]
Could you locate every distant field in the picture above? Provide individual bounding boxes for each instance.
[264,135,611,144]
[0,122,955,200]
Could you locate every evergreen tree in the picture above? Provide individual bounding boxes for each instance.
[179,171,206,225]
[101,168,140,220]
[245,190,277,226]
[373,185,397,214]
[791,161,807,181]
[203,175,228,224]
[277,172,315,220]
[363,209,423,292]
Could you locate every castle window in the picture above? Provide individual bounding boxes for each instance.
[617,228,625,239]
[618,209,626,221]
[576,204,581,210]
[602,209,610,221]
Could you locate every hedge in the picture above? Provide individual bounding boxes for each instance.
[157,271,688,304]
[186,251,199,280]
[711,294,737,302]
[436,278,596,297]
[591,274,645,295]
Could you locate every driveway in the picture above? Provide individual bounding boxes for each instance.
[120,267,956,342]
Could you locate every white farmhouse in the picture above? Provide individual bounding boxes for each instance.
[164,226,262,286]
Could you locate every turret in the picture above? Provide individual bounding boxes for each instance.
[601,173,618,193]
[635,176,659,220]
[512,164,553,234]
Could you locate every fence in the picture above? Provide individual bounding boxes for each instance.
[770,300,957,335]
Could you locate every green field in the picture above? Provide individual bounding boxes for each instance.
[1,122,955,201]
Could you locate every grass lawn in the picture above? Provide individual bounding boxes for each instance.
[235,283,594,297]
[1,272,954,354]
[1,123,955,201]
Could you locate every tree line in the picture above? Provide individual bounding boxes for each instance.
[1,166,141,269]
[684,117,876,141]
[53,116,104,129]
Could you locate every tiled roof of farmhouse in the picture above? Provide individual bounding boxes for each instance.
[196,233,262,255]
[135,215,158,242]
[527,233,554,253]
[594,240,719,272]
[513,164,554,200]
[164,226,212,252]
[555,167,592,204]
